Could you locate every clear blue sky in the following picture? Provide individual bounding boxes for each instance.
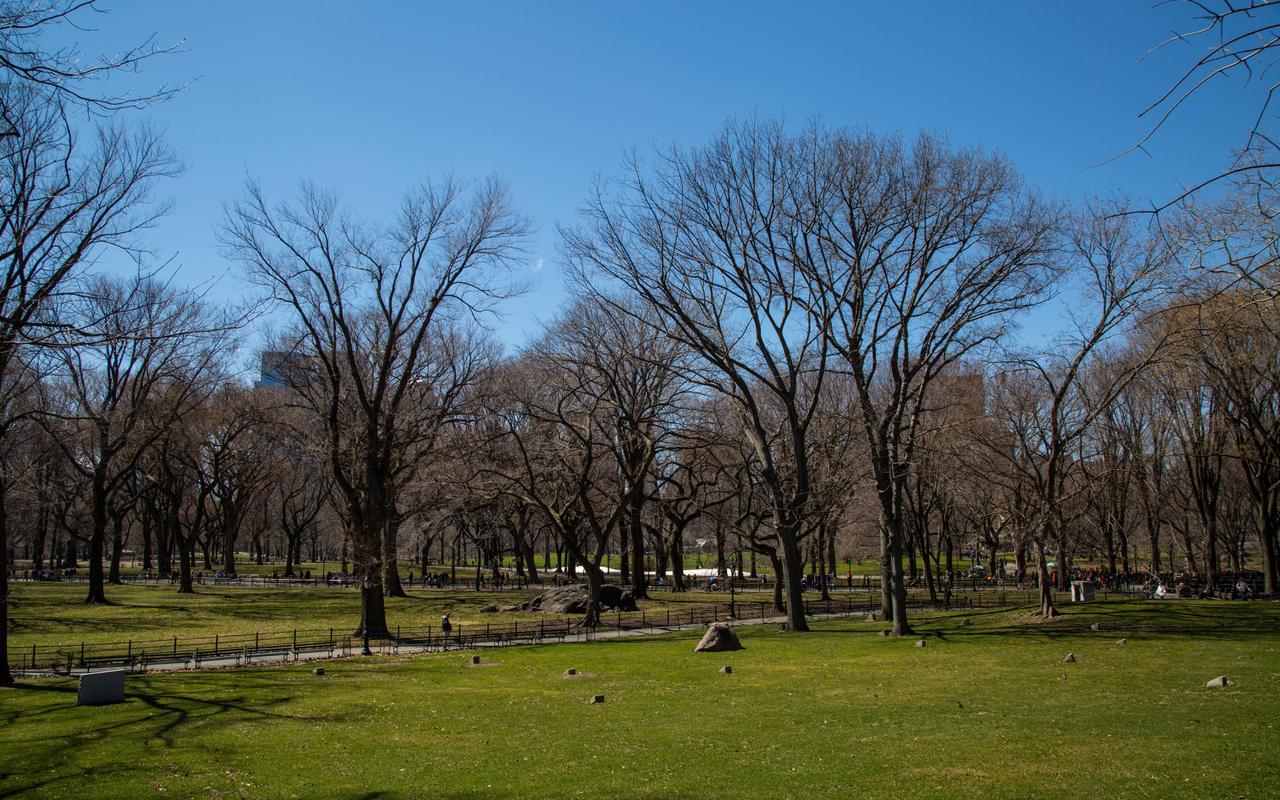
[53,1,1263,353]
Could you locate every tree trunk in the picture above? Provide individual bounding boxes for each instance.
[85,472,109,605]
[888,523,911,636]
[383,517,406,598]
[628,501,647,599]
[0,475,13,685]
[777,519,809,632]
[284,529,298,577]
[768,551,785,613]
[357,578,391,639]
[177,537,196,594]
[108,511,125,585]
[879,524,893,621]
[1037,539,1059,617]
[669,527,686,592]
[581,561,604,627]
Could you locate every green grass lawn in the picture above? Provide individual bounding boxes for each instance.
[2,600,1277,799]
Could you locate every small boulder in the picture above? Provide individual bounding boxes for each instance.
[564,668,578,676]
[865,612,878,622]
[588,694,605,704]
[915,639,927,648]
[1063,653,1077,663]
[479,604,500,613]
[1090,623,1103,632]
[719,665,733,674]
[878,630,891,637]
[1206,675,1233,688]
[313,667,325,676]
[469,655,482,665]
[1115,638,1127,646]
[958,619,971,627]
[695,623,743,653]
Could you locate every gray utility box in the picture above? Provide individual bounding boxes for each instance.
[1070,581,1096,603]
[77,669,126,706]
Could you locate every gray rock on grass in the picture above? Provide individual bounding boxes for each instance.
[694,622,743,653]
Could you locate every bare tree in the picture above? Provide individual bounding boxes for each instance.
[804,129,1057,635]
[223,178,526,638]
[40,274,228,603]
[986,207,1172,616]
[562,118,838,632]
[0,79,176,679]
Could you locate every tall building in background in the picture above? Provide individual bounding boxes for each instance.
[255,350,308,390]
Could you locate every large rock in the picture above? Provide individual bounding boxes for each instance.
[514,584,638,615]
[694,622,743,653]
[599,584,638,612]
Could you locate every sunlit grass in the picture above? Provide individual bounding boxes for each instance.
[2,600,1277,799]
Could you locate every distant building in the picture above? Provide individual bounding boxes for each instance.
[255,350,309,390]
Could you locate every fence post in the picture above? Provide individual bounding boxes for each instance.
[32,643,36,671]
[127,640,132,665]
[255,632,260,651]
[79,642,85,668]
[214,635,218,656]
[173,636,177,657]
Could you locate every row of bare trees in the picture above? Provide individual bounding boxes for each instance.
[4,2,1279,687]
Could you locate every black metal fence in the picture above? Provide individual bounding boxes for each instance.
[9,589,1099,676]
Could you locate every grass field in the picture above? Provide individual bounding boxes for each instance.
[2,600,1277,799]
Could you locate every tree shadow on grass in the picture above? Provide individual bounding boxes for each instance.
[0,676,338,798]
[905,601,1280,645]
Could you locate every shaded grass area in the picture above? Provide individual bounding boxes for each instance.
[5,584,549,651]
[2,601,1278,799]
[6,583,766,653]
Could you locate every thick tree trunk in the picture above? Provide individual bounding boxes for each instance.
[357,578,391,639]
[777,520,809,632]
[581,562,604,627]
[85,473,109,605]
[383,518,406,598]
[888,524,912,636]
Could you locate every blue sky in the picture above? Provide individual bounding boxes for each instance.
[51,1,1264,355]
